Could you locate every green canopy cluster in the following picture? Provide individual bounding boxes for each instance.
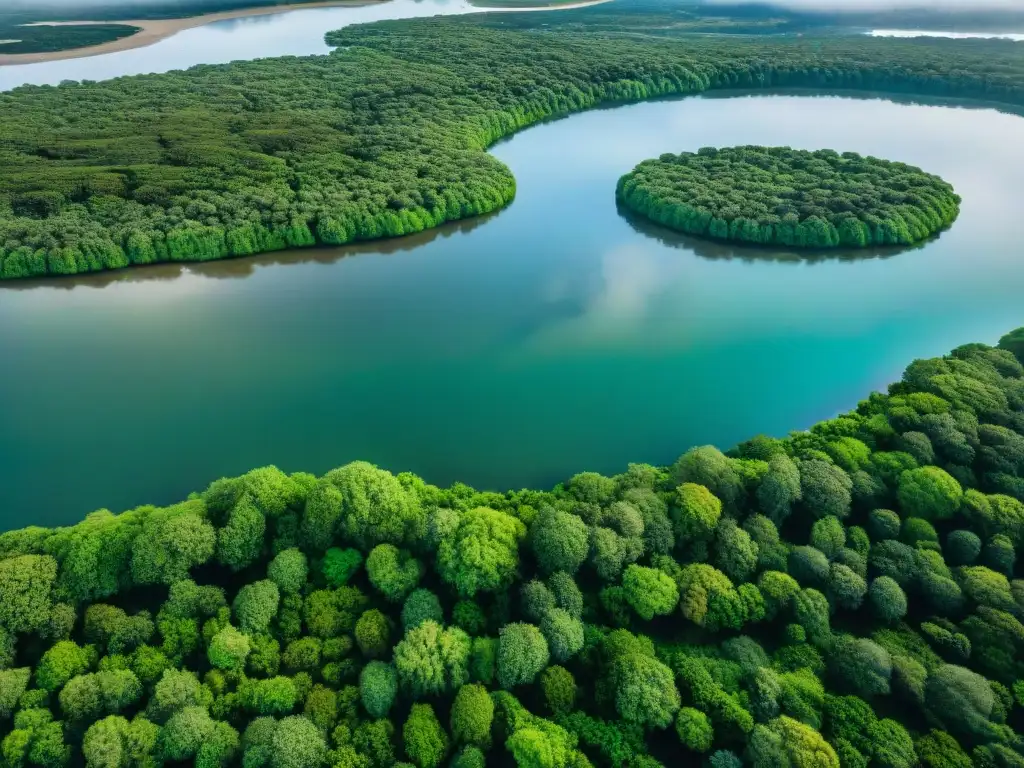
[617,146,961,249]
[2,13,1024,278]
[0,328,1021,767]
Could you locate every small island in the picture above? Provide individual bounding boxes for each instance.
[616,146,961,249]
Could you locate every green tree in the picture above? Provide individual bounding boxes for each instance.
[451,684,493,747]
[868,576,907,622]
[540,666,576,717]
[233,580,280,635]
[0,555,57,634]
[675,707,713,752]
[404,703,448,768]
[530,507,589,575]
[497,623,549,690]
[36,641,92,692]
[622,565,678,621]
[355,609,391,658]
[324,461,425,549]
[673,446,744,512]
[271,716,327,768]
[208,625,251,671]
[366,545,423,602]
[359,661,398,719]
[268,549,308,595]
[539,609,584,664]
[437,507,525,597]
[898,467,963,521]
[394,621,471,698]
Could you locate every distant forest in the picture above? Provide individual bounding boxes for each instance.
[3,8,1024,278]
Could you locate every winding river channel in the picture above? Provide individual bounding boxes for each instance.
[1,6,1023,528]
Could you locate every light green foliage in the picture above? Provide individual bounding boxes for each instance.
[794,588,830,642]
[0,555,57,635]
[82,715,159,768]
[282,638,321,672]
[401,589,443,632]
[671,483,722,545]
[540,609,584,664]
[404,703,448,768]
[901,517,939,548]
[148,668,210,722]
[714,519,759,583]
[394,621,470,698]
[451,684,493,747]
[59,670,142,721]
[131,505,216,585]
[622,565,678,621]
[366,545,423,602]
[959,566,1015,611]
[268,549,308,595]
[675,707,713,752]
[749,716,839,768]
[869,718,917,768]
[0,668,30,718]
[672,447,743,513]
[233,580,280,635]
[36,641,92,692]
[304,586,366,638]
[217,495,267,572]
[239,676,298,716]
[868,577,907,622]
[270,716,327,768]
[497,623,549,690]
[530,507,590,575]
[324,462,425,549]
[209,625,251,671]
[355,609,391,659]
[451,746,486,768]
[611,652,680,728]
[758,571,800,619]
[811,517,846,559]
[320,548,363,588]
[359,661,398,719]
[548,572,584,619]
[437,507,525,597]
[520,581,556,623]
[898,467,963,521]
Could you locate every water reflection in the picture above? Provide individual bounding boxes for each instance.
[617,205,928,265]
[0,211,494,292]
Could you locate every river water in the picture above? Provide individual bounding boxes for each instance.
[1,91,1022,528]
[0,0,494,91]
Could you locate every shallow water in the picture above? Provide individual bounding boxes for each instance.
[0,0,484,91]
[1,93,1022,527]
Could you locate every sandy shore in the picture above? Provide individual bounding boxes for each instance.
[0,0,385,66]
[0,0,609,67]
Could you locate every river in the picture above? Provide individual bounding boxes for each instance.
[0,0,518,91]
[1,91,1022,528]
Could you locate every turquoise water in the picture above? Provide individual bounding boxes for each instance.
[1,93,1023,527]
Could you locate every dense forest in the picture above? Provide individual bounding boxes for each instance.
[2,12,1024,278]
[616,147,960,249]
[0,25,140,56]
[0,328,1022,767]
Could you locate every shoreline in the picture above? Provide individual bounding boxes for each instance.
[0,0,611,67]
[0,0,386,66]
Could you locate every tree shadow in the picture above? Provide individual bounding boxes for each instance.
[616,203,934,264]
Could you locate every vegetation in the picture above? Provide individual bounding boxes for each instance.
[616,147,960,249]
[0,25,140,55]
[0,327,1020,766]
[2,13,1024,278]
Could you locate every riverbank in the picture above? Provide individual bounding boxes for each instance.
[0,0,610,66]
[0,0,384,66]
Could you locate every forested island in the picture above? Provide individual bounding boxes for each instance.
[0,328,1022,766]
[2,13,1024,278]
[616,147,960,249]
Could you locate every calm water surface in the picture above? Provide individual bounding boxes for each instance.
[2,93,1023,528]
[0,0,486,91]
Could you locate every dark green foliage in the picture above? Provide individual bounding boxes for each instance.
[530,507,589,575]
[0,327,1020,766]
[618,146,959,250]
